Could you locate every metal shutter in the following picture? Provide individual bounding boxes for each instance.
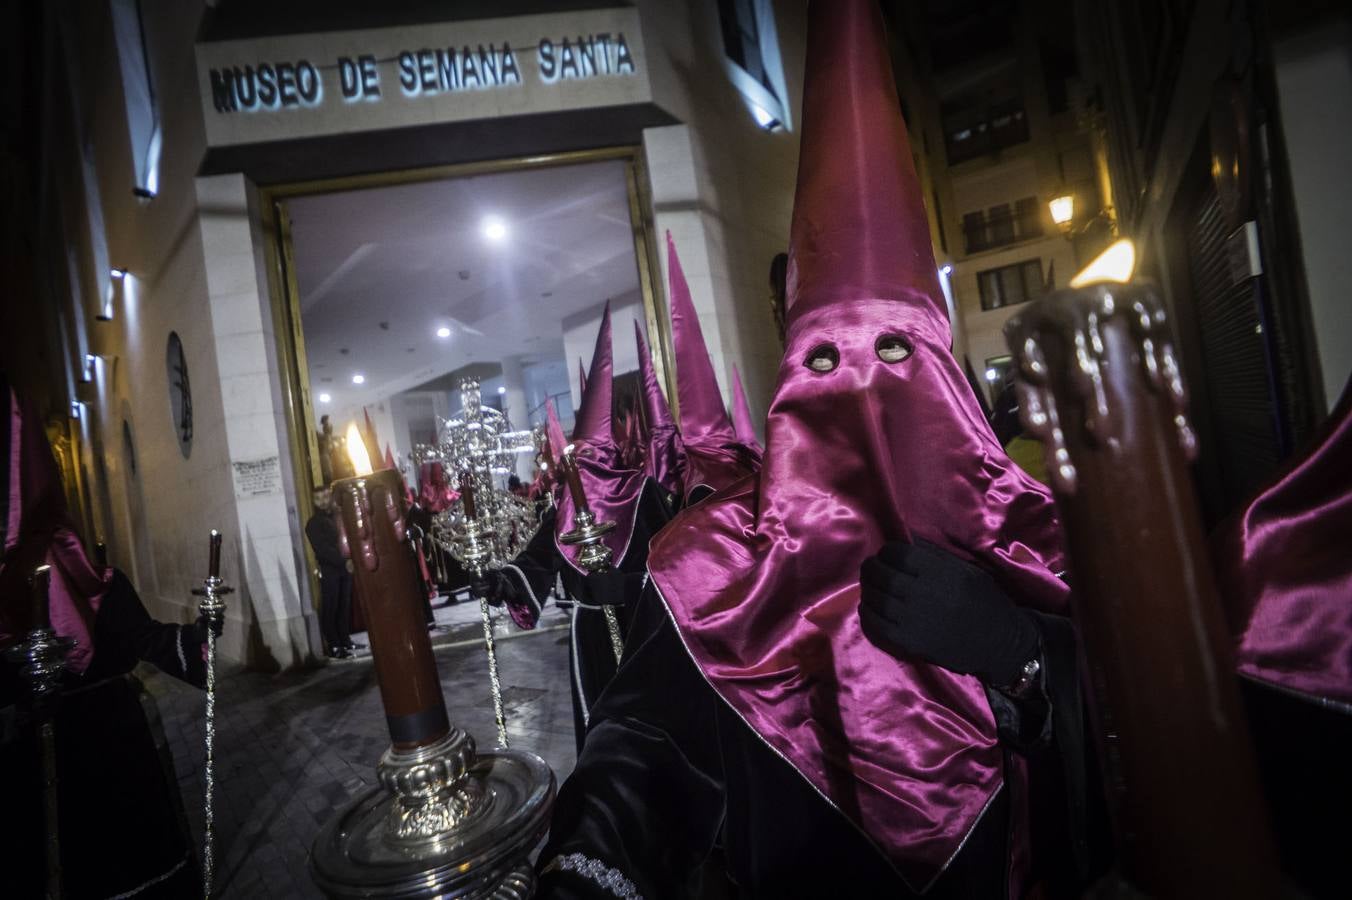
[1184,188,1281,509]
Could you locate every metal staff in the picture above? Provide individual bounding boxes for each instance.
[191,531,232,899]
[557,447,624,663]
[458,472,510,749]
[5,565,72,900]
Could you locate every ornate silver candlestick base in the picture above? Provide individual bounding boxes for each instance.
[310,724,554,899]
[559,510,624,663]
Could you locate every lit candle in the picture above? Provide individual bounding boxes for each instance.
[333,423,449,750]
[1004,240,1277,895]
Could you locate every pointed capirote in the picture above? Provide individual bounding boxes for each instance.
[361,407,385,471]
[667,233,736,440]
[545,398,567,463]
[634,319,676,431]
[572,302,613,444]
[730,365,762,451]
[577,357,588,399]
[784,0,947,331]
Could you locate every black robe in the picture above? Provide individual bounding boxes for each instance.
[0,569,203,899]
[537,580,1090,899]
[498,481,675,752]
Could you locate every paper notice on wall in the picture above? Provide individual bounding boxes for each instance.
[232,455,282,498]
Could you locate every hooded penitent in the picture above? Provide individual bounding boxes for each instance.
[646,1,1068,890]
[555,304,646,574]
[730,364,763,453]
[1,387,113,674]
[635,321,685,497]
[666,234,760,497]
[1213,375,1352,707]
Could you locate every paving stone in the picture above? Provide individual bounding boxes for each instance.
[141,604,577,898]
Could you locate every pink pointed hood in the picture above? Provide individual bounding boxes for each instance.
[647,1,1067,889]
[555,303,645,574]
[635,320,685,496]
[545,398,567,466]
[730,365,762,453]
[1,387,113,674]
[667,235,759,497]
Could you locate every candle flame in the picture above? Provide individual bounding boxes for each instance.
[1069,239,1136,288]
[345,422,373,476]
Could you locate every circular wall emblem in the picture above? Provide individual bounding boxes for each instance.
[166,331,193,457]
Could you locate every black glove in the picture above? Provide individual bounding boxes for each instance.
[859,539,1040,688]
[580,570,644,608]
[189,612,224,644]
[469,570,516,606]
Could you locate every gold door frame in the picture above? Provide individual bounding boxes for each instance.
[257,147,672,601]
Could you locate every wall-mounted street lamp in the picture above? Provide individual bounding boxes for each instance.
[1049,195,1075,233]
[1048,192,1115,239]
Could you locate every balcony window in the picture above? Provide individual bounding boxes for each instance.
[977,259,1044,311]
[962,196,1044,253]
[943,97,1029,164]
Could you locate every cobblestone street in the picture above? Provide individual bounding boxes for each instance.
[143,602,577,899]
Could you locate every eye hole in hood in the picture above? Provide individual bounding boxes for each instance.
[804,344,840,373]
[875,334,913,364]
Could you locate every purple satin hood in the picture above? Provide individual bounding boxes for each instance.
[555,304,646,573]
[667,235,759,497]
[1214,377,1352,708]
[730,365,763,453]
[646,1,1067,889]
[635,320,685,497]
[2,388,112,674]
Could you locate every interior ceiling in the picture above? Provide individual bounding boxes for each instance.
[291,158,638,408]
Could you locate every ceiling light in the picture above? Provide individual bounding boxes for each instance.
[497,385,507,395]
[318,392,331,403]
[481,216,508,242]
[436,326,451,338]
[351,373,366,385]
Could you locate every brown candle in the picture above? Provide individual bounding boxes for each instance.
[208,529,222,579]
[333,468,450,750]
[560,450,588,511]
[459,471,477,520]
[1006,280,1278,898]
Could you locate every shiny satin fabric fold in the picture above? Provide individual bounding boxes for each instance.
[555,304,646,573]
[1214,377,1352,707]
[2,387,113,674]
[647,1,1067,889]
[731,365,763,453]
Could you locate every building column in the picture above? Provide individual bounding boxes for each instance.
[196,173,318,670]
[500,355,533,482]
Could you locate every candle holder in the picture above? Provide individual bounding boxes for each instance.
[5,566,72,899]
[1005,280,1277,898]
[311,468,555,899]
[557,448,625,662]
[190,531,232,899]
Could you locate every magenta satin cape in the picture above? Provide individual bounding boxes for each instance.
[634,320,685,497]
[555,304,646,574]
[1214,377,1352,708]
[666,234,760,497]
[2,388,112,674]
[646,1,1067,889]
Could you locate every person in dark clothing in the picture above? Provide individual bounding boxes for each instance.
[307,487,354,659]
[1,378,210,899]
